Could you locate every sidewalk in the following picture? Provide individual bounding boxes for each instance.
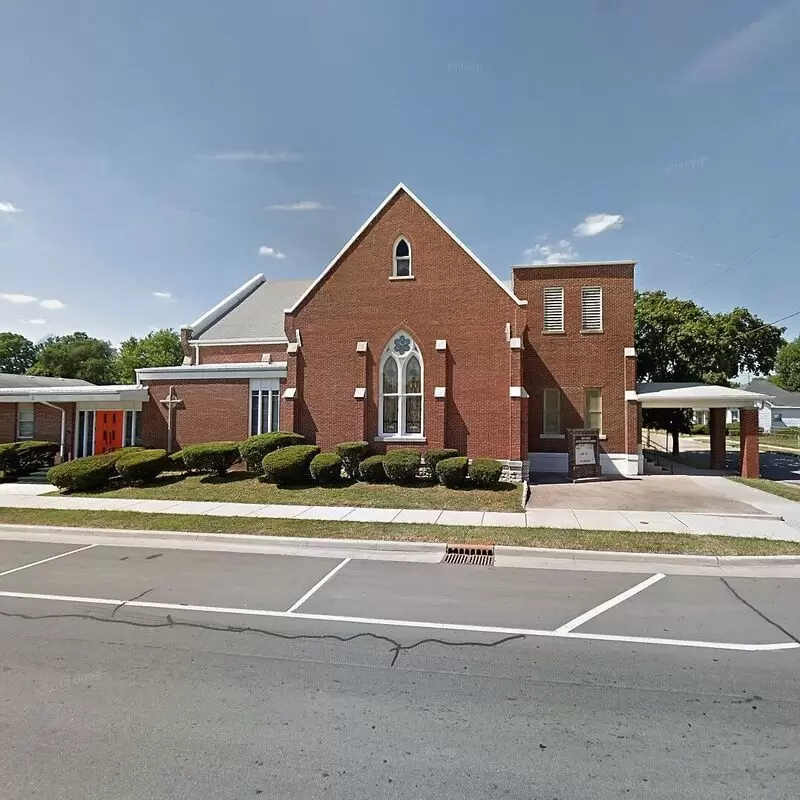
[1,484,799,541]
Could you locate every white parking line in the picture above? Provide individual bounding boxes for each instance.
[0,544,97,578]
[554,572,666,633]
[0,588,796,653]
[286,558,351,613]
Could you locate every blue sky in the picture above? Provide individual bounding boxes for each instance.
[1,0,799,346]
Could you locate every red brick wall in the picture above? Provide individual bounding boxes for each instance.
[197,344,287,365]
[513,263,635,456]
[0,406,15,443]
[284,189,525,459]
[140,379,251,450]
[0,403,75,458]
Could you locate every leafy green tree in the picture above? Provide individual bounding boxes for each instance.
[0,332,38,374]
[114,329,184,384]
[773,336,800,392]
[29,332,117,385]
[636,291,785,454]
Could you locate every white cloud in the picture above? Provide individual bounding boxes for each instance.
[258,246,286,259]
[0,202,21,213]
[23,318,46,325]
[678,1,800,87]
[572,213,625,237]
[522,239,578,264]
[152,291,173,299]
[39,299,65,310]
[0,292,38,304]
[208,150,303,163]
[265,201,327,211]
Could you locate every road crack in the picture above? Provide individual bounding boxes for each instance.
[719,577,800,645]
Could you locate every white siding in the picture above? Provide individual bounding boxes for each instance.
[758,405,773,433]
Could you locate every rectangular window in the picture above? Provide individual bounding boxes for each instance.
[585,388,603,432]
[542,389,561,435]
[17,403,34,440]
[543,287,564,332]
[581,287,603,331]
[123,410,142,447]
[249,388,280,435]
[76,410,95,458]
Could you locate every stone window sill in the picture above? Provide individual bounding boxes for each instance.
[540,433,565,440]
[374,435,427,443]
[542,330,565,335]
[580,329,604,334]
[389,275,415,281]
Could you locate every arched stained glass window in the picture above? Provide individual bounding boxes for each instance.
[379,332,423,437]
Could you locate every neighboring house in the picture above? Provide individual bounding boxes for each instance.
[742,379,800,433]
[133,184,642,478]
[693,408,739,427]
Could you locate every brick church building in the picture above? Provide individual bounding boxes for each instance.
[3,184,771,480]
[136,184,641,479]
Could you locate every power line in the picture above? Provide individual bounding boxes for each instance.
[745,310,800,335]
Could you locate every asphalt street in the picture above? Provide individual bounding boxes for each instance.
[1,537,799,799]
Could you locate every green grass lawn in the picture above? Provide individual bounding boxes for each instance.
[2,507,799,555]
[67,471,523,512]
[729,477,800,503]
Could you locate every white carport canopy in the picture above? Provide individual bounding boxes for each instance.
[634,382,773,409]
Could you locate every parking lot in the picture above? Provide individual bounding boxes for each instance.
[1,538,798,654]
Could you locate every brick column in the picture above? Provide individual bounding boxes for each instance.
[709,407,727,470]
[428,339,447,449]
[739,408,760,478]
[282,343,301,433]
[623,348,639,473]
[509,337,528,478]
[355,341,369,441]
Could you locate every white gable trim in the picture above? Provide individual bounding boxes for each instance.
[188,273,266,335]
[285,183,526,313]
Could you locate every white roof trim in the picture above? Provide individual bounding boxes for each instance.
[189,336,289,346]
[189,273,266,335]
[136,362,287,382]
[635,382,773,409]
[512,260,637,269]
[0,385,148,403]
[286,183,526,313]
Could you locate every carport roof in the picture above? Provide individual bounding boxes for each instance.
[635,382,773,409]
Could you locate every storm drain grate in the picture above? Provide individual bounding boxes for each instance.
[442,544,495,566]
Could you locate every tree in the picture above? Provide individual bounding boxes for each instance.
[0,332,38,374]
[29,332,117,385]
[114,329,184,384]
[773,336,800,392]
[636,291,785,454]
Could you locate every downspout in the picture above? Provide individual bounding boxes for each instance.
[39,400,66,462]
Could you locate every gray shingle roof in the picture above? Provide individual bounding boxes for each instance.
[193,279,310,341]
[743,379,800,407]
[0,373,94,389]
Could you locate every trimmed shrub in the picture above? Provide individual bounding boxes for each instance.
[310,452,343,485]
[0,443,19,478]
[436,456,469,488]
[16,441,59,474]
[239,431,305,474]
[261,444,320,486]
[116,449,169,486]
[181,442,241,476]
[47,451,119,493]
[168,450,185,471]
[383,449,421,485]
[468,457,503,488]
[334,441,369,479]
[359,454,387,483]
[423,448,459,481]
[690,424,708,436]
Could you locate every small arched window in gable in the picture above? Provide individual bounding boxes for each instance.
[393,237,412,278]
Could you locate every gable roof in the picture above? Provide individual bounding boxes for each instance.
[190,277,310,342]
[286,183,526,314]
[743,379,800,407]
[0,373,93,389]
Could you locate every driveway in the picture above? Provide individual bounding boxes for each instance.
[528,473,767,514]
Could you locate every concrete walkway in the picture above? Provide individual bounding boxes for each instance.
[1,482,799,541]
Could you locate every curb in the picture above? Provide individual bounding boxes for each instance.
[1,523,800,567]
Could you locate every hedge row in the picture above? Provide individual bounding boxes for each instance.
[0,441,59,480]
[356,450,505,488]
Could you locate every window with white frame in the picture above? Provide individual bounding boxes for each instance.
[543,287,564,332]
[581,287,603,331]
[379,332,423,437]
[249,379,280,435]
[542,389,561,435]
[123,410,143,447]
[16,403,34,439]
[585,388,603,432]
[75,409,95,458]
[393,237,412,278]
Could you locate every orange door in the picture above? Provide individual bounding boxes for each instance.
[94,410,123,454]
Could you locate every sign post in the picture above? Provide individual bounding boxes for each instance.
[567,428,601,481]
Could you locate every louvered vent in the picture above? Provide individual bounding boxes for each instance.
[581,287,603,331]
[543,287,564,332]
